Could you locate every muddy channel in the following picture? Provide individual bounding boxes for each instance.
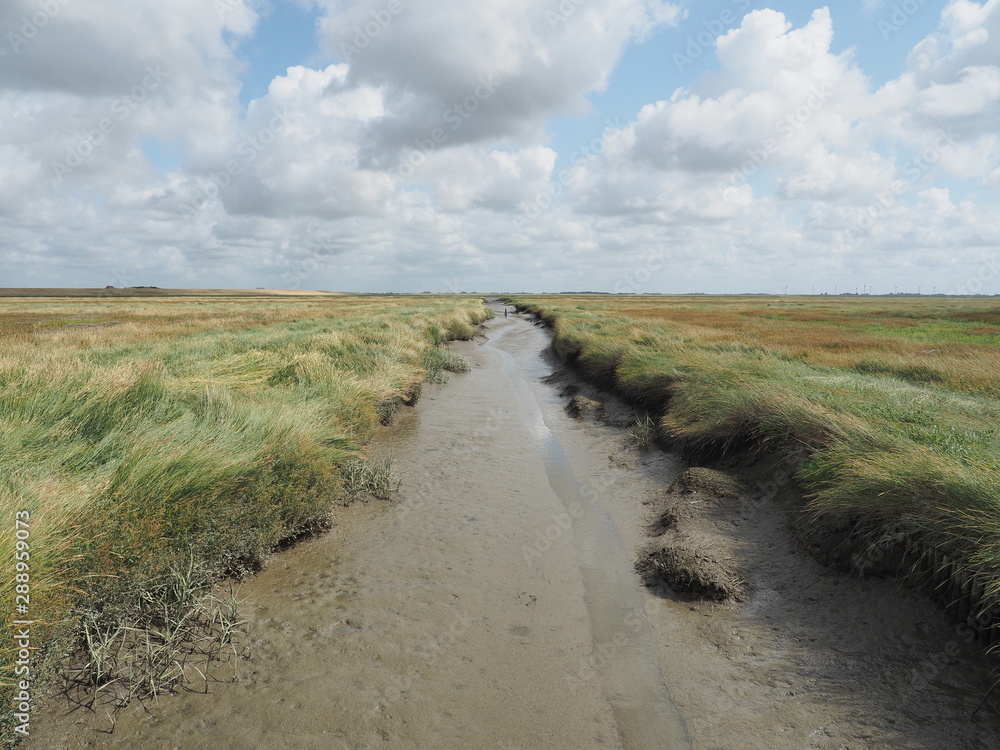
[31,304,1000,749]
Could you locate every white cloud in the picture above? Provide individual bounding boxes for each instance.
[919,65,1000,118]
[572,8,873,213]
[0,0,253,95]
[0,1,998,294]
[317,0,682,159]
[414,146,557,213]
[778,147,894,201]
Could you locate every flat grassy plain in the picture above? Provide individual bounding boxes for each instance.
[0,293,489,729]
[510,295,1000,609]
[0,288,341,298]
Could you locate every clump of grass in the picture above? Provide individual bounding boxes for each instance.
[628,415,658,450]
[445,317,476,341]
[669,467,746,498]
[421,346,470,383]
[636,534,746,601]
[853,359,945,384]
[340,455,400,502]
[377,398,401,425]
[60,552,247,714]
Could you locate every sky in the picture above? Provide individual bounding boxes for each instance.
[0,0,997,294]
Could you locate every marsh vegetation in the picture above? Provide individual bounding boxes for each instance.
[0,293,489,731]
[510,295,1000,631]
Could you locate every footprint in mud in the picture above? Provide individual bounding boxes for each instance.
[515,591,537,607]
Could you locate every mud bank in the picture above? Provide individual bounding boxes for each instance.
[30,305,1000,749]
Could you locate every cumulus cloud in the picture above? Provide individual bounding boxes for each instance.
[317,0,683,160]
[0,0,254,95]
[556,3,1000,290]
[0,0,253,206]
[570,8,876,217]
[0,1,997,294]
[880,0,1000,168]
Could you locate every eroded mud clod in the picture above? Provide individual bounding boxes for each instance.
[668,467,746,498]
[640,467,750,602]
[565,394,604,418]
[637,531,747,602]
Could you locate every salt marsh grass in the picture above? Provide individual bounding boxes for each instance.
[0,293,489,728]
[510,295,1000,605]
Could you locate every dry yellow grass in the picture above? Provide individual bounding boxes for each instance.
[520,295,1000,395]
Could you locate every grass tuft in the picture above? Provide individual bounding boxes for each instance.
[628,415,658,450]
[340,455,400,502]
[421,346,471,383]
[59,552,248,713]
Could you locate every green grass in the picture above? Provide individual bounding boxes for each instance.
[0,294,490,735]
[340,455,401,502]
[628,415,658,451]
[61,554,247,714]
[509,295,1000,609]
[421,346,472,383]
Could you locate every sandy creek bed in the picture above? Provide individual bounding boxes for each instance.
[29,305,1000,749]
